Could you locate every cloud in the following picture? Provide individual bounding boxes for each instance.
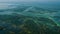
[0,0,60,2]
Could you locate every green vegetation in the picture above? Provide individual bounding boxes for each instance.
[0,14,60,34]
[0,5,60,34]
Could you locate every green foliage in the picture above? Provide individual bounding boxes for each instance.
[0,14,60,34]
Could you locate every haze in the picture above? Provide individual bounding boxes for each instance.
[0,0,60,2]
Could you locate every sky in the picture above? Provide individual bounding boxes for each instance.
[0,0,60,2]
